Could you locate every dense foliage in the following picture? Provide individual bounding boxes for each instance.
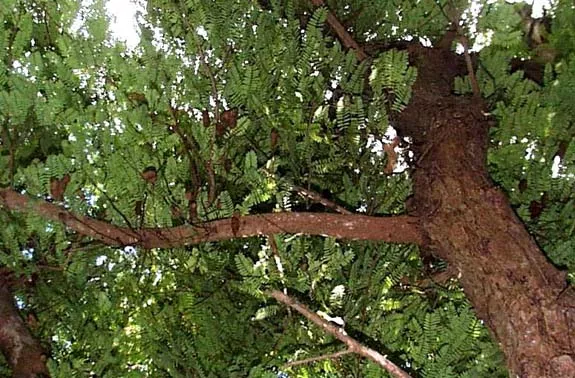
[0,0,574,376]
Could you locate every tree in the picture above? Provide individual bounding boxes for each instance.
[0,0,573,376]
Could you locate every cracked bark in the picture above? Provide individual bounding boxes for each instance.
[396,45,575,377]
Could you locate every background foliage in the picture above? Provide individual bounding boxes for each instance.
[0,0,573,376]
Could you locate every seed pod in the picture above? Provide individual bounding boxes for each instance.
[270,128,279,150]
[221,108,238,129]
[202,109,210,127]
[141,166,157,184]
[50,174,71,201]
[127,92,148,106]
[135,200,144,217]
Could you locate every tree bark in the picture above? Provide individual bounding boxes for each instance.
[0,284,49,378]
[0,189,423,247]
[397,45,575,377]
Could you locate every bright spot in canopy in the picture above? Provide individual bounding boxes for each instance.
[105,0,142,48]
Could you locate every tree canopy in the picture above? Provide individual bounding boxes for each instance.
[0,0,574,377]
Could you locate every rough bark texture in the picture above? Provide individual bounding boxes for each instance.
[396,45,575,377]
[0,285,49,378]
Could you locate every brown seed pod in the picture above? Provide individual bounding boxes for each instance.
[383,137,400,174]
[171,206,183,218]
[27,312,39,330]
[50,174,71,201]
[188,201,198,222]
[270,128,279,150]
[224,158,232,173]
[529,200,545,219]
[141,166,157,184]
[221,108,238,129]
[171,206,186,225]
[518,179,528,193]
[135,200,144,217]
[127,92,148,105]
[202,109,210,127]
[556,140,569,160]
[217,108,238,136]
[216,122,226,137]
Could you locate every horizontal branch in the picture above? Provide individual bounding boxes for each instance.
[269,290,412,378]
[0,189,424,249]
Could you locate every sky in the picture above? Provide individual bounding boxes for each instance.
[105,0,141,48]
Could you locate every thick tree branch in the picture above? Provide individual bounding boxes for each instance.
[269,290,411,378]
[0,285,49,378]
[0,189,424,249]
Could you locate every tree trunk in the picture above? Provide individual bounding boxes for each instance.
[397,45,575,377]
[0,284,49,378]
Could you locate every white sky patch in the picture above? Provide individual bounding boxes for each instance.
[368,135,385,156]
[105,0,142,48]
[473,29,493,51]
[21,248,34,260]
[317,310,345,327]
[528,0,551,17]
[551,155,561,178]
[196,25,208,39]
[331,284,346,305]
[525,141,537,160]
[95,255,107,266]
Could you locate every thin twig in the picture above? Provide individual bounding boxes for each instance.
[435,0,480,98]
[87,177,135,230]
[1,121,15,186]
[206,160,217,206]
[292,185,352,214]
[168,107,202,212]
[284,349,353,368]
[197,44,220,123]
[309,0,368,62]
[459,35,481,98]
[194,42,218,206]
[267,235,290,314]
[269,290,412,378]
